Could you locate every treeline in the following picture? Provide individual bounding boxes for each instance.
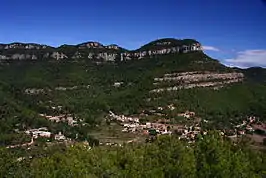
[0,132,266,177]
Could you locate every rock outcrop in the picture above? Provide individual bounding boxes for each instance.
[151,71,244,92]
[0,38,202,62]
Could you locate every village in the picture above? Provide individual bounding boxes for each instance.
[107,105,266,145]
[39,113,79,126]
[6,113,82,149]
[5,105,83,149]
[107,109,204,143]
[5,100,266,150]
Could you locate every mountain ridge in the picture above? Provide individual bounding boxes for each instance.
[1,38,265,73]
[0,38,202,61]
[0,38,200,51]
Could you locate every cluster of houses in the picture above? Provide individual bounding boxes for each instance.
[108,107,266,145]
[39,113,78,126]
[178,111,196,119]
[25,127,52,138]
[173,125,205,142]
[226,116,265,137]
[108,111,140,123]
[155,104,176,112]
[25,127,67,141]
[108,109,200,138]
[235,117,256,132]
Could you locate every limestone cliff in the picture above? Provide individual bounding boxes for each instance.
[0,38,202,61]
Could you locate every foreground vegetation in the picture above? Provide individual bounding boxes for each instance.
[1,133,266,178]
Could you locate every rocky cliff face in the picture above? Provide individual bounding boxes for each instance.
[0,38,202,62]
[151,71,244,92]
[0,43,50,50]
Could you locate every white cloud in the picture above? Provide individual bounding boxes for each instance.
[223,50,266,68]
[202,46,220,51]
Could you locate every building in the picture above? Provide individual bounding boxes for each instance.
[55,132,66,141]
[25,127,51,138]
[113,82,123,87]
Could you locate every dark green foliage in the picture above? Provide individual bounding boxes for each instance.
[0,133,265,177]
[241,67,266,83]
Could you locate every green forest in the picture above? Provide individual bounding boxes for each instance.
[1,133,266,177]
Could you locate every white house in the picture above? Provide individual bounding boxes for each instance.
[55,132,66,141]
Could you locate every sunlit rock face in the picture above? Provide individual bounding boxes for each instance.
[11,54,26,60]
[98,53,117,61]
[50,52,68,60]
[151,71,244,92]
[106,45,120,50]
[0,38,202,61]
[0,43,50,50]
[72,52,82,59]
[0,55,9,60]
[0,54,38,60]
[78,42,104,49]
[120,41,202,61]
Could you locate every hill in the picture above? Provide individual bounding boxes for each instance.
[1,38,266,177]
[240,67,266,83]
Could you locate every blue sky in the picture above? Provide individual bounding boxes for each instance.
[1,0,266,67]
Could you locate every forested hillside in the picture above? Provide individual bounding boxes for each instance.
[1,38,266,177]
